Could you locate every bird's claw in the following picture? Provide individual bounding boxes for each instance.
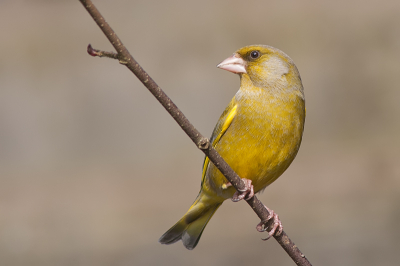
[231,178,254,202]
[256,205,283,240]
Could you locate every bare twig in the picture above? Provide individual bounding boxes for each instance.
[87,44,118,59]
[79,1,312,265]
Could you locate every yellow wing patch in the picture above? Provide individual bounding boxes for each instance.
[213,105,237,147]
[201,104,237,183]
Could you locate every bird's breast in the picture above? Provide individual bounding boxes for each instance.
[206,87,305,198]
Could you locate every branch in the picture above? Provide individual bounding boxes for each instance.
[79,1,312,265]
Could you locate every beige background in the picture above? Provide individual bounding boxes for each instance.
[1,0,400,265]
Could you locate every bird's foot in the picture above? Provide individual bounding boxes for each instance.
[256,205,283,240]
[230,178,254,202]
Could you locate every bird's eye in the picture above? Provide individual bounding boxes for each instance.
[250,51,260,59]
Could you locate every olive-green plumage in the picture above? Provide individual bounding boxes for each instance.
[159,45,305,250]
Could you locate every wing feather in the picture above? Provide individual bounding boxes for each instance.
[201,100,237,186]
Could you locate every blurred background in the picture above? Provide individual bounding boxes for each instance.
[1,0,399,265]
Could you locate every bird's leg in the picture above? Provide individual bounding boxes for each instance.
[229,178,255,202]
[225,180,282,240]
[256,205,283,240]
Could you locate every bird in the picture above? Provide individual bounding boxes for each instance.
[159,45,305,250]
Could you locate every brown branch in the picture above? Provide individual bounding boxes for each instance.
[87,44,118,59]
[78,1,312,265]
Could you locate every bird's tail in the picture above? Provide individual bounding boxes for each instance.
[159,193,222,250]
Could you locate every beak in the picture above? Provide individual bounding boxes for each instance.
[217,54,246,74]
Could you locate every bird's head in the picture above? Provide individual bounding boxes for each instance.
[217,45,301,89]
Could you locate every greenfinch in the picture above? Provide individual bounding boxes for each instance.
[159,45,305,250]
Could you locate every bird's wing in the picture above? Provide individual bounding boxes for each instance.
[200,100,237,186]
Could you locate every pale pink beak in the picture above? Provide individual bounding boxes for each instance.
[217,54,247,74]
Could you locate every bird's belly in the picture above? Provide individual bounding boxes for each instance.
[206,109,303,199]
